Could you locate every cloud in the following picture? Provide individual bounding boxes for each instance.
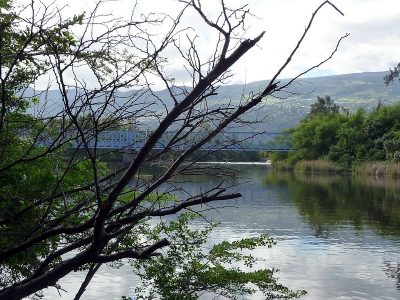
[33,0,400,89]
[224,0,400,82]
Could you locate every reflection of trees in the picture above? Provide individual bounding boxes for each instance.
[263,172,400,238]
[383,261,400,291]
[309,223,335,238]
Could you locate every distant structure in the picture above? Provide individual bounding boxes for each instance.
[70,130,292,152]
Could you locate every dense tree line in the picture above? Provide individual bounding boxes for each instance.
[285,96,400,168]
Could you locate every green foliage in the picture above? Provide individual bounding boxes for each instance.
[0,3,84,116]
[272,160,294,172]
[263,172,400,238]
[326,109,370,166]
[0,135,107,283]
[288,113,346,164]
[294,160,343,174]
[131,213,306,300]
[286,98,400,169]
[266,151,289,163]
[0,3,106,286]
[354,161,400,178]
[384,62,400,86]
[0,1,332,298]
[308,95,342,116]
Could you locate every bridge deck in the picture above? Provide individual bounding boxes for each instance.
[70,130,292,152]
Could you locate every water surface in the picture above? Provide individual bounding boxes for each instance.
[45,165,400,299]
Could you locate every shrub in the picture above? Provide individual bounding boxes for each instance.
[294,160,343,174]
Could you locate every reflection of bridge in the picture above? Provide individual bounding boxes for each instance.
[72,130,292,152]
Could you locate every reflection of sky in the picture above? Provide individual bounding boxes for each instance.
[44,166,400,299]
[260,235,399,300]
[47,265,140,300]
[203,217,400,299]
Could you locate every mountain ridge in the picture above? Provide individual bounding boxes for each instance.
[27,71,400,131]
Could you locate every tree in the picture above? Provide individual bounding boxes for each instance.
[288,113,346,164]
[0,0,346,299]
[131,212,306,299]
[287,101,400,168]
[327,109,370,167]
[308,95,346,117]
[384,62,400,86]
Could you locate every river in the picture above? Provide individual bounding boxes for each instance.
[44,164,400,299]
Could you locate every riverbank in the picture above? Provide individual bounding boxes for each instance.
[272,159,400,177]
[354,161,400,178]
[196,161,271,166]
[272,160,346,175]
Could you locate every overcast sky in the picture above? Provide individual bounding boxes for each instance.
[39,0,400,88]
[233,0,400,82]
[126,0,400,86]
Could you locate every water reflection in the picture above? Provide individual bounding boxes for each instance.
[44,166,400,299]
[263,172,400,239]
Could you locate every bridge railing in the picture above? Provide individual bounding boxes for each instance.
[68,130,292,152]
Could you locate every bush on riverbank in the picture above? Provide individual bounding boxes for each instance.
[273,159,400,178]
[272,160,294,171]
[273,159,344,174]
[354,161,400,178]
[294,160,344,174]
[273,98,400,170]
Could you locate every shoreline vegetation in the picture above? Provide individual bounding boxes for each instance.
[267,97,400,178]
[354,161,400,177]
[272,159,400,178]
[272,159,344,174]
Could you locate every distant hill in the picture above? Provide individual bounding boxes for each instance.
[27,71,399,132]
[214,71,400,131]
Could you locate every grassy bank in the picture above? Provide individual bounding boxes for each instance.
[354,161,400,178]
[294,160,344,174]
[272,160,294,172]
[273,159,400,178]
[273,160,344,174]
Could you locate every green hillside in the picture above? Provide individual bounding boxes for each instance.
[28,71,400,132]
[217,71,400,131]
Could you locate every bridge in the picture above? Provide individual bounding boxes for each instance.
[71,130,292,152]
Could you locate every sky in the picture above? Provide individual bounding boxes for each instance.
[110,0,400,87]
[36,0,400,89]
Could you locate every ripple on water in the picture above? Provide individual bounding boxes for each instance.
[43,167,400,300]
